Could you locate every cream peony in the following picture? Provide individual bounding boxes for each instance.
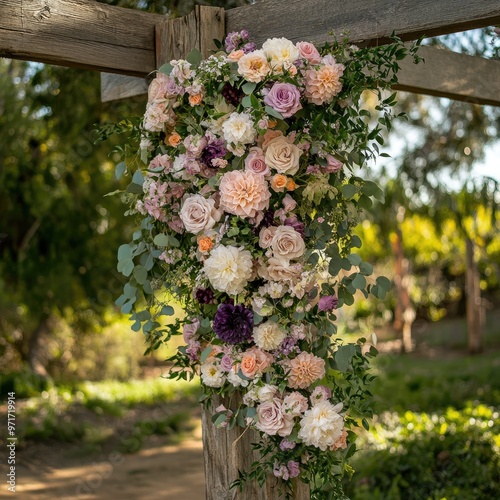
[298,401,344,450]
[179,194,221,234]
[265,137,302,175]
[222,112,257,145]
[253,321,287,351]
[271,225,305,260]
[204,245,253,295]
[262,38,300,72]
[219,170,271,218]
[237,50,271,83]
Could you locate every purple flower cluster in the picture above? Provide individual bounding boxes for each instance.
[196,288,214,304]
[318,295,339,312]
[284,217,305,237]
[225,30,256,54]
[200,139,227,168]
[213,303,254,344]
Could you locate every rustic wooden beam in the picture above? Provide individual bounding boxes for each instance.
[226,0,500,48]
[0,0,163,76]
[395,45,500,107]
[2,0,500,78]
[101,47,500,107]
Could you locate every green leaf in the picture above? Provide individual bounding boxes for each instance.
[132,169,144,186]
[341,184,357,199]
[351,273,366,289]
[359,261,373,276]
[335,344,356,372]
[264,106,283,120]
[241,95,252,108]
[158,63,173,75]
[186,48,203,67]
[242,82,257,95]
[133,265,148,285]
[376,276,392,290]
[117,244,133,262]
[153,234,169,246]
[348,254,362,266]
[200,346,213,363]
[161,305,175,316]
[168,235,181,247]
[115,161,126,180]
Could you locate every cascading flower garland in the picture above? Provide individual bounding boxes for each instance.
[111,30,420,498]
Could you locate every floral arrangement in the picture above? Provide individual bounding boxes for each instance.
[111,30,419,498]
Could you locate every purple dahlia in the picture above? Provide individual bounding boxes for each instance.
[213,304,254,344]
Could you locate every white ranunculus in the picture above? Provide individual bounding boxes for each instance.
[298,401,344,450]
[204,245,253,295]
[253,321,287,351]
[222,112,257,145]
[271,225,305,260]
[262,38,300,72]
[179,194,221,234]
[200,362,225,388]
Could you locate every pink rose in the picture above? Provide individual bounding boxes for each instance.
[256,398,294,437]
[325,155,343,173]
[263,83,302,118]
[282,194,297,212]
[244,147,270,176]
[296,42,322,64]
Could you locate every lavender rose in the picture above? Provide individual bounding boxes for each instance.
[256,398,294,437]
[263,83,303,118]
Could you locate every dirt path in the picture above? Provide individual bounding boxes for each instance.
[8,426,205,500]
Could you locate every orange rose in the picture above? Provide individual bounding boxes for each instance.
[240,353,258,378]
[198,236,214,253]
[189,94,203,106]
[286,178,298,191]
[228,50,245,61]
[270,174,288,192]
[268,119,278,129]
[168,132,181,147]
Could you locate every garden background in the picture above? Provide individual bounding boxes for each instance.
[1,1,499,498]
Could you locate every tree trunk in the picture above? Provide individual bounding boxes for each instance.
[27,314,52,378]
[466,238,482,354]
[391,226,414,353]
[202,398,310,500]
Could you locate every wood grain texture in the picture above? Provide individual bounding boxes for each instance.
[0,0,163,75]
[395,46,500,107]
[226,0,500,47]
[202,398,310,500]
[100,74,149,103]
[156,5,224,67]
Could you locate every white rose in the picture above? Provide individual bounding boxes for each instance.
[266,257,302,283]
[222,112,257,145]
[262,38,300,73]
[271,226,305,260]
[180,194,221,234]
[257,384,279,403]
[265,137,302,175]
[204,245,253,295]
[253,321,287,351]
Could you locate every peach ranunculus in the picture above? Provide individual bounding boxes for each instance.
[227,50,245,61]
[271,225,305,260]
[237,50,271,83]
[286,351,326,389]
[265,137,302,175]
[219,170,271,219]
[304,63,345,105]
[168,132,182,147]
[296,42,322,64]
[270,174,288,192]
[189,94,203,106]
[240,347,273,379]
[198,235,214,253]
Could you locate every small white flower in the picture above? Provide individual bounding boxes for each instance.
[257,384,279,403]
[201,362,225,388]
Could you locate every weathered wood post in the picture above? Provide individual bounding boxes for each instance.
[155,8,310,498]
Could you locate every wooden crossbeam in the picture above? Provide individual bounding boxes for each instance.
[226,0,500,47]
[101,46,500,107]
[1,0,499,77]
